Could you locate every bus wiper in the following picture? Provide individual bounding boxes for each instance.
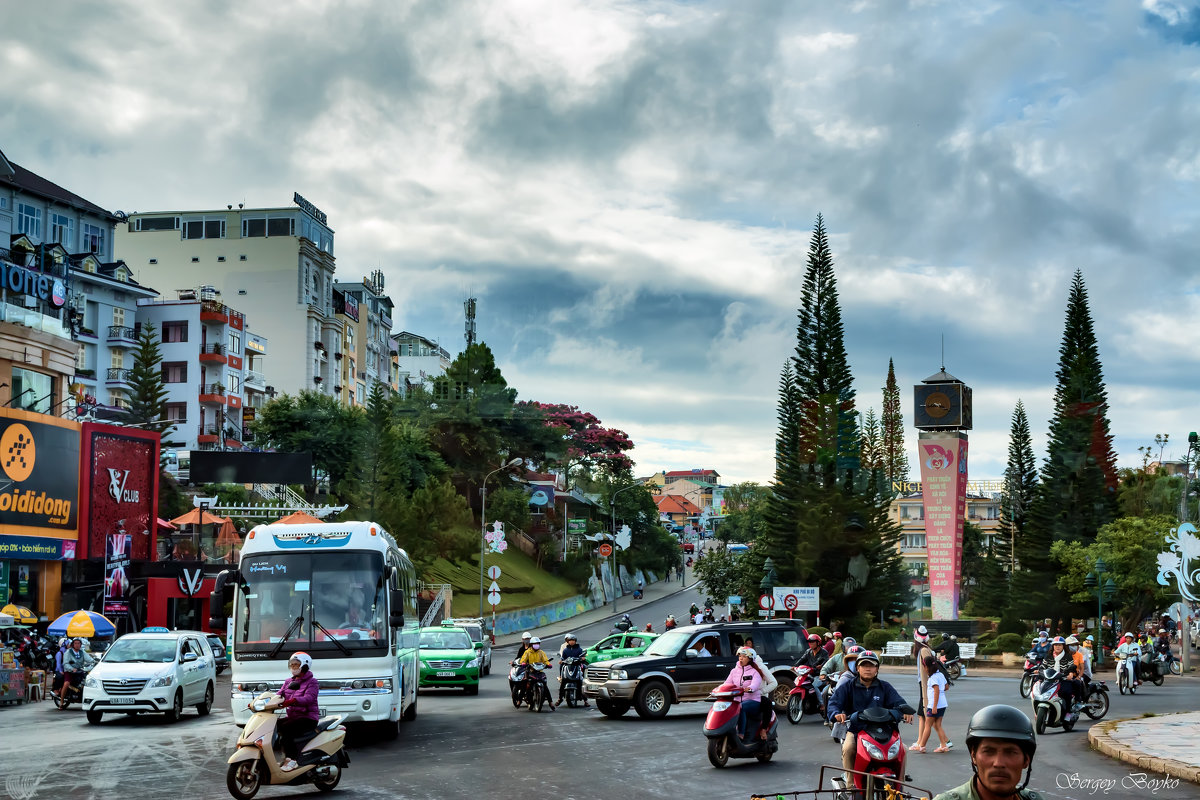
[268,615,305,659]
[311,618,352,656]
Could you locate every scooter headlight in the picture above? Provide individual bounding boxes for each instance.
[712,701,732,712]
[887,740,901,760]
[863,738,886,760]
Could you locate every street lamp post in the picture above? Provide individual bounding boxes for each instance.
[760,557,778,619]
[1182,431,1199,523]
[609,483,642,614]
[479,457,524,619]
[1084,558,1117,666]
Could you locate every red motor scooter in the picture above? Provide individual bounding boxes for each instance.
[830,704,914,799]
[702,681,779,768]
[786,664,824,724]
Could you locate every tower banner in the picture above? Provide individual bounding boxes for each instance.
[918,432,969,619]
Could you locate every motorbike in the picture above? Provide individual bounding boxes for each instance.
[1145,652,1176,683]
[558,657,585,708]
[830,704,916,799]
[786,664,824,724]
[702,681,779,768]
[1080,678,1110,720]
[51,669,89,709]
[518,662,552,712]
[940,655,964,681]
[15,635,55,672]
[1030,668,1081,734]
[226,691,349,800]
[508,661,527,708]
[1018,651,1044,699]
[612,618,633,633]
[1116,653,1140,695]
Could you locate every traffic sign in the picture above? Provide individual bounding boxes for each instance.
[758,594,775,610]
[773,586,820,612]
[488,580,501,593]
[487,591,501,606]
[757,610,774,617]
[727,595,742,606]
[783,594,799,611]
[598,543,613,557]
[487,565,501,580]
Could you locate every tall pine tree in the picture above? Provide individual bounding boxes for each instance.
[860,408,882,471]
[881,359,909,483]
[760,215,909,624]
[999,401,1037,575]
[1014,271,1118,624]
[122,322,172,434]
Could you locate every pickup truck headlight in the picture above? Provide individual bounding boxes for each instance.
[84,675,99,688]
[609,669,628,680]
[149,673,175,688]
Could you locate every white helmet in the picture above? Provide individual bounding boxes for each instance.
[521,632,532,640]
[529,636,542,645]
[289,651,312,673]
[564,633,577,641]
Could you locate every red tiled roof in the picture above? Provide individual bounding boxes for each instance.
[654,495,701,515]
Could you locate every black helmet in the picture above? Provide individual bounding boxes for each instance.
[966,704,1036,757]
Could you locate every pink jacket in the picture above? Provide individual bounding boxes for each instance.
[278,669,320,720]
[726,663,763,702]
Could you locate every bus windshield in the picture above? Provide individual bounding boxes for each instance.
[236,550,388,655]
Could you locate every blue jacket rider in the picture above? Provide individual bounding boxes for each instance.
[827,666,908,733]
[556,634,589,707]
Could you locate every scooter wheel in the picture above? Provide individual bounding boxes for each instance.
[1083,690,1109,720]
[707,736,730,768]
[787,695,803,725]
[226,760,264,800]
[1117,674,1126,695]
[1169,661,1182,676]
[1035,706,1048,736]
[314,765,342,793]
[1019,674,1033,699]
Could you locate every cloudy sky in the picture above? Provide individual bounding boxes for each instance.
[5,0,1200,484]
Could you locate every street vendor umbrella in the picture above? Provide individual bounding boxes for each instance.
[0,604,37,624]
[215,518,242,547]
[274,511,324,524]
[169,508,228,527]
[47,610,116,638]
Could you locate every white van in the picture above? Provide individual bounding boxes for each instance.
[82,630,217,725]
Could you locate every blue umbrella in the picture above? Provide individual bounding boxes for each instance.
[47,610,116,638]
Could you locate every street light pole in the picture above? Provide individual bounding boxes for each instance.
[479,457,524,620]
[609,483,642,614]
[1084,558,1116,666]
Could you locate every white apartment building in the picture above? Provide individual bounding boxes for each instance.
[116,194,340,399]
[392,330,452,394]
[136,287,250,450]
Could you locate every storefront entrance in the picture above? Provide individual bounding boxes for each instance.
[166,597,202,631]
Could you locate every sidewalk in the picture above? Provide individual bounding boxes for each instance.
[1089,711,1200,784]
[493,571,697,648]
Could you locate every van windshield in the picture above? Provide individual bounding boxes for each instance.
[103,638,176,663]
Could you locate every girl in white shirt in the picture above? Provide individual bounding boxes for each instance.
[915,654,951,753]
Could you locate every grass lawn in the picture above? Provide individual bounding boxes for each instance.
[422,548,582,617]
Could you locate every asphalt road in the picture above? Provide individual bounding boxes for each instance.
[6,586,1199,800]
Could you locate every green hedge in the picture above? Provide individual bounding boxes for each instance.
[807,626,829,638]
[983,632,1025,654]
[862,628,895,651]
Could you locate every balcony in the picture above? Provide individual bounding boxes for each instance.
[199,343,227,364]
[198,383,226,405]
[244,369,266,391]
[73,368,97,383]
[107,325,138,347]
[200,300,228,324]
[197,423,220,445]
[106,368,134,388]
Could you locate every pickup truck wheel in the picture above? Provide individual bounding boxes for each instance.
[596,699,630,718]
[634,681,671,719]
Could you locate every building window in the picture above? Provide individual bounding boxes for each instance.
[243,218,266,237]
[110,390,128,409]
[110,351,124,370]
[227,332,241,354]
[11,367,53,414]
[165,402,186,423]
[902,533,926,549]
[17,203,42,239]
[162,362,187,383]
[75,348,87,370]
[81,223,106,256]
[267,217,293,237]
[162,321,188,343]
[112,307,125,326]
[135,216,179,231]
[82,260,96,274]
[51,213,75,248]
[227,374,240,394]
[356,383,365,404]
[183,218,226,240]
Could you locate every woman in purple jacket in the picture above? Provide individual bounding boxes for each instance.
[276,651,320,772]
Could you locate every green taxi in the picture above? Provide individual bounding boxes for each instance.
[418,626,482,695]
[584,631,660,663]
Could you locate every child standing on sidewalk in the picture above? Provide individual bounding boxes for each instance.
[914,655,952,753]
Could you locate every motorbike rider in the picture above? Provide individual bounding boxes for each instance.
[514,631,534,661]
[615,614,633,632]
[1066,635,1092,681]
[834,646,862,691]
[1045,636,1084,714]
[273,651,319,773]
[51,637,69,694]
[828,650,912,781]
[556,633,589,707]
[517,636,555,711]
[936,634,961,662]
[1030,632,1051,660]
[664,614,677,631]
[742,637,779,738]
[816,637,855,697]
[794,633,830,671]
[1154,629,1175,666]
[1114,632,1142,685]
[724,646,765,738]
[60,638,95,696]
[932,704,1045,800]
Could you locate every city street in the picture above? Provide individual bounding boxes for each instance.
[7,586,1199,800]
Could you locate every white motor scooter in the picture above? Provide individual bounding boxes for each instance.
[1116,648,1140,695]
[226,692,350,799]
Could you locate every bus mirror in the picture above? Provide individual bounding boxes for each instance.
[208,569,239,629]
[389,588,405,627]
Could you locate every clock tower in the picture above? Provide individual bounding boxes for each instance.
[913,367,972,621]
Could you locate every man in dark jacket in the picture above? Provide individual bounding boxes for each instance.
[935,635,960,661]
[828,650,912,780]
[795,634,830,670]
[556,633,589,707]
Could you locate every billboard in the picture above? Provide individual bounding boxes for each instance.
[103,531,132,615]
[190,451,313,484]
[0,411,80,537]
[79,423,160,561]
[918,432,969,619]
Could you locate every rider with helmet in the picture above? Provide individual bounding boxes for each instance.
[933,704,1045,800]
[60,637,95,696]
[794,633,830,670]
[1046,636,1084,714]
[664,614,677,630]
[1066,635,1091,680]
[274,652,319,772]
[935,634,961,662]
[828,650,913,780]
[51,637,69,694]
[515,631,534,660]
[518,636,555,711]
[1114,632,1142,685]
[725,646,766,738]
[555,633,588,708]
[1030,631,1051,660]
[816,637,855,696]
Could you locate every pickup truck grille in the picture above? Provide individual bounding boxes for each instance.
[426,660,464,669]
[103,679,148,695]
[586,668,609,683]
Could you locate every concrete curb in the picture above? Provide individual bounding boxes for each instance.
[1088,713,1200,785]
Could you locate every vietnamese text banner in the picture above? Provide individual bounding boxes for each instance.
[919,432,968,619]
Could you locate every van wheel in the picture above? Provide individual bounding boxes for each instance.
[165,690,184,722]
[197,682,214,716]
[86,709,103,725]
[634,681,671,719]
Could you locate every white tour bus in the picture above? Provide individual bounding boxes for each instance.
[210,520,420,736]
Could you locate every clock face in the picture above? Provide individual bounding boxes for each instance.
[925,391,952,419]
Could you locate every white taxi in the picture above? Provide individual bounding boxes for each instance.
[82,629,217,725]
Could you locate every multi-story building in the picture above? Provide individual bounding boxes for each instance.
[393,330,452,394]
[116,194,339,399]
[665,468,721,488]
[241,330,269,443]
[333,270,396,404]
[137,287,249,450]
[331,286,358,406]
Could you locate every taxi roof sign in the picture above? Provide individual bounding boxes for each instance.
[142,626,171,633]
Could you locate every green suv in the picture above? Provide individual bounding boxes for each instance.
[584,631,660,663]
[418,626,482,695]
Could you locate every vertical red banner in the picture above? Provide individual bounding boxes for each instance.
[918,432,968,619]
